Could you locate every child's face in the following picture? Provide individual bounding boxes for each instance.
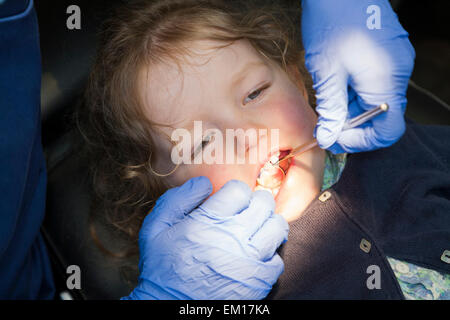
[140,39,325,222]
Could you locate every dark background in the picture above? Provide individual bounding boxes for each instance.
[397,0,450,106]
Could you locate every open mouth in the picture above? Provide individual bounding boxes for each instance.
[255,149,292,198]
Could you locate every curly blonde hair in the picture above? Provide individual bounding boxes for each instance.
[76,0,313,258]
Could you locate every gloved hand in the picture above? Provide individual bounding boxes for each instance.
[302,0,415,154]
[122,176,289,300]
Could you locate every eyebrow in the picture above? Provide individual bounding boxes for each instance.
[231,61,268,88]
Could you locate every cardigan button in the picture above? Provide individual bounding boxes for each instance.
[441,250,450,264]
[395,262,410,274]
[318,191,332,202]
[360,238,371,253]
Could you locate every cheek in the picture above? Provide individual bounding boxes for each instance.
[265,91,317,139]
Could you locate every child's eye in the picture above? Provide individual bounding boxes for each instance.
[243,85,269,105]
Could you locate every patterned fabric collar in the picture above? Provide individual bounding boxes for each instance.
[321,151,347,191]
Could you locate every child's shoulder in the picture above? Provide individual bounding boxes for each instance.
[341,120,450,195]
[405,118,450,141]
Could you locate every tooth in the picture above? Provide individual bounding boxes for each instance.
[257,166,281,188]
[258,167,283,185]
[269,153,279,165]
[256,151,285,193]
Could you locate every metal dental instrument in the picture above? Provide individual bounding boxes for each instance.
[271,103,389,166]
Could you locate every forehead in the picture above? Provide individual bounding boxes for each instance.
[139,39,270,126]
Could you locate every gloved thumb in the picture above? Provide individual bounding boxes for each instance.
[196,179,252,219]
[334,100,406,153]
[307,54,349,150]
[139,176,213,241]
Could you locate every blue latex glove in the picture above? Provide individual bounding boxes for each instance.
[122,177,289,300]
[302,0,415,154]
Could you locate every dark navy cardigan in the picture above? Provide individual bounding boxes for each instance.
[268,121,450,299]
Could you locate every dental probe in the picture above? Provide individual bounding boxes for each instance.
[271,103,389,166]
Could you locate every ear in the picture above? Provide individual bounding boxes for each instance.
[287,65,309,103]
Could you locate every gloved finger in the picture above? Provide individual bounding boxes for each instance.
[139,176,213,241]
[326,96,367,154]
[331,102,406,153]
[196,179,252,220]
[233,190,275,238]
[224,253,285,300]
[258,253,285,287]
[248,213,289,261]
[309,61,349,150]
